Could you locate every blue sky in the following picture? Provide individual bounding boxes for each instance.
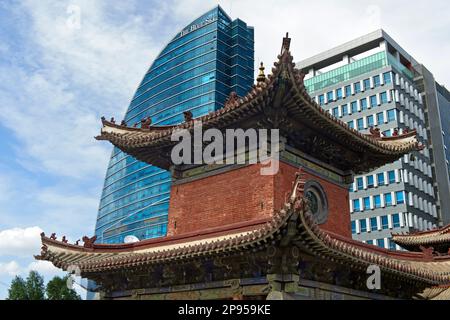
[0,0,449,299]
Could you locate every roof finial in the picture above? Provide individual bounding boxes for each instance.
[257,62,266,83]
[281,32,291,54]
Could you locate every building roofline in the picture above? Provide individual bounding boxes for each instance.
[296,29,420,71]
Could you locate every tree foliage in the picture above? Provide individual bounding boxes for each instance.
[7,271,81,300]
[7,276,28,300]
[46,276,81,300]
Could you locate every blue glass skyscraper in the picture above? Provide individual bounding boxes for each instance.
[94,6,254,244]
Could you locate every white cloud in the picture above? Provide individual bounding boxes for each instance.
[26,261,63,279]
[0,0,168,179]
[0,227,43,258]
[0,261,21,276]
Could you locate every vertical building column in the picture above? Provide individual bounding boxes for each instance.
[399,212,405,227]
[403,169,409,183]
[391,191,396,205]
[377,216,382,231]
[395,169,400,183]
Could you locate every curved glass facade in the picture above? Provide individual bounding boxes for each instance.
[94,6,254,244]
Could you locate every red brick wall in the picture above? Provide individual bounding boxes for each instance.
[167,161,351,238]
[167,164,275,236]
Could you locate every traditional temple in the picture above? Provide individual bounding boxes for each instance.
[35,35,450,300]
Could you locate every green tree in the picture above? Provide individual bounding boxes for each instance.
[25,270,45,300]
[46,275,81,300]
[7,276,29,300]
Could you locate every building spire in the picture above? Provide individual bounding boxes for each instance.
[257,62,266,83]
[281,32,291,54]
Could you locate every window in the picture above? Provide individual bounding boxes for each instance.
[374,195,381,208]
[380,92,388,104]
[377,239,385,248]
[363,197,371,210]
[370,95,377,108]
[370,217,378,231]
[327,91,334,102]
[347,120,354,129]
[360,219,367,233]
[363,78,371,91]
[383,72,392,84]
[381,216,389,229]
[373,75,381,87]
[377,173,385,186]
[349,184,354,192]
[367,240,374,245]
[351,221,356,234]
[336,88,343,100]
[351,101,358,113]
[387,109,396,122]
[356,177,363,190]
[353,199,361,212]
[354,82,361,94]
[388,170,396,184]
[318,94,324,106]
[332,107,339,117]
[392,213,400,228]
[367,115,374,127]
[366,175,374,188]
[384,193,392,207]
[341,104,348,116]
[345,85,351,97]
[383,130,392,137]
[357,118,364,130]
[304,181,329,224]
[377,112,384,124]
[396,191,405,204]
[360,98,367,110]
[389,239,396,250]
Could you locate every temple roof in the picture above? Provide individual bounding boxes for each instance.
[392,224,450,253]
[36,171,450,290]
[96,36,423,174]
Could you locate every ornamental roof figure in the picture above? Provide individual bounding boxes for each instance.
[257,62,266,83]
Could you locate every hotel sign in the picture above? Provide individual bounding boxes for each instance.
[180,16,217,37]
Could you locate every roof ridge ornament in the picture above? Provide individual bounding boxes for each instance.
[141,117,152,129]
[281,32,291,54]
[257,62,266,83]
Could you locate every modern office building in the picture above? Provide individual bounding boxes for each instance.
[435,83,450,177]
[94,6,254,244]
[297,29,450,249]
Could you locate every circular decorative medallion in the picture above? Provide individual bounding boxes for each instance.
[304,180,329,224]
